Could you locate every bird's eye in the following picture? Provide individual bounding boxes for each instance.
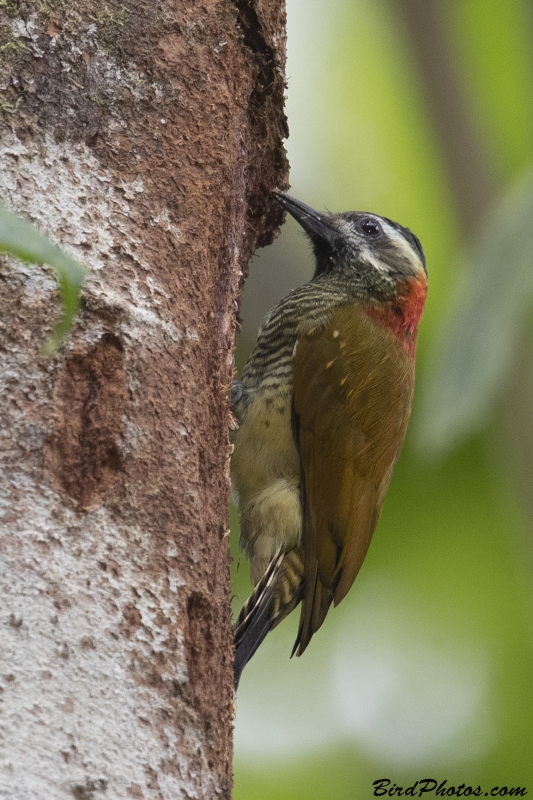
[361,218,382,236]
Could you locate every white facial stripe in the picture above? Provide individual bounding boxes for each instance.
[380,219,425,275]
[359,245,389,274]
[340,214,424,276]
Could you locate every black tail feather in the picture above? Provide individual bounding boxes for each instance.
[233,599,274,689]
[233,551,284,689]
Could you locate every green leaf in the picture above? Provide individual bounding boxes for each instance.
[0,204,87,352]
[416,168,533,456]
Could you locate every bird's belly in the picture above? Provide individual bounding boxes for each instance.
[231,387,301,584]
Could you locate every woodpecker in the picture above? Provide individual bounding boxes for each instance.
[231,192,427,688]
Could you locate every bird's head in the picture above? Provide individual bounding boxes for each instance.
[274,192,428,352]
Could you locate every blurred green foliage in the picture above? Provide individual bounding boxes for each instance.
[450,0,533,179]
[418,170,533,454]
[232,0,533,796]
[0,204,86,351]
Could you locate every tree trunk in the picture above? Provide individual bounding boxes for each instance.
[0,1,288,797]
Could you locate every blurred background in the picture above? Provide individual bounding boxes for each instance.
[231,0,533,795]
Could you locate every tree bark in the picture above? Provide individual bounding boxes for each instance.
[0,1,288,798]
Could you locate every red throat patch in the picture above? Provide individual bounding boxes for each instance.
[364,276,428,359]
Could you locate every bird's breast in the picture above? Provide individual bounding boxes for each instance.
[231,381,299,506]
[230,380,302,582]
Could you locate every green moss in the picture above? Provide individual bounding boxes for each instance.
[0,23,26,120]
[0,24,28,63]
[0,94,21,115]
[35,0,65,13]
[90,2,129,30]
[0,0,22,18]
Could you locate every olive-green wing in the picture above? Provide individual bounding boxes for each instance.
[292,304,414,655]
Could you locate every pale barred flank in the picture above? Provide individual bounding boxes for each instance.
[269,549,305,621]
[240,278,355,390]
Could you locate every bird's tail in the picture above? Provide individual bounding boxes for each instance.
[233,551,284,689]
[233,549,306,688]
